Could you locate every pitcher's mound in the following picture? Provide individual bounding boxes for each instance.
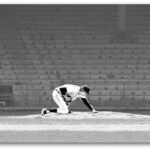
[10,111,150,120]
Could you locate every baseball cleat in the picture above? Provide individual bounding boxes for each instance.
[41,108,48,116]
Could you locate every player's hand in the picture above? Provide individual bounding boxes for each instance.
[63,95,71,102]
[92,109,98,113]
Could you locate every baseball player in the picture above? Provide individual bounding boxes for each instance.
[41,84,97,115]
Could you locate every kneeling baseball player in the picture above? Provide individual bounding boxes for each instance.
[41,84,97,116]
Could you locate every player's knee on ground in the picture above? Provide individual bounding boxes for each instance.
[57,108,69,114]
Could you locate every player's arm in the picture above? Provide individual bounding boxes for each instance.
[59,87,71,97]
[59,87,72,103]
[59,87,67,95]
[80,98,97,113]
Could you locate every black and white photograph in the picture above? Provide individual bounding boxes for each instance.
[1,3,150,144]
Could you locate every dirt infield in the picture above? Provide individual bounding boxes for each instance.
[1,111,150,143]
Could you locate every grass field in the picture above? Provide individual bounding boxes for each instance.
[1,110,150,143]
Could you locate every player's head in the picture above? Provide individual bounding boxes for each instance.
[80,85,90,94]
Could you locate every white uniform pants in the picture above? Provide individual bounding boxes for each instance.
[52,90,69,114]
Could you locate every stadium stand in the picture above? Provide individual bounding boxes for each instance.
[0,5,150,109]
[127,5,150,44]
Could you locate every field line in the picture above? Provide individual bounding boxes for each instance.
[0,124,150,132]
